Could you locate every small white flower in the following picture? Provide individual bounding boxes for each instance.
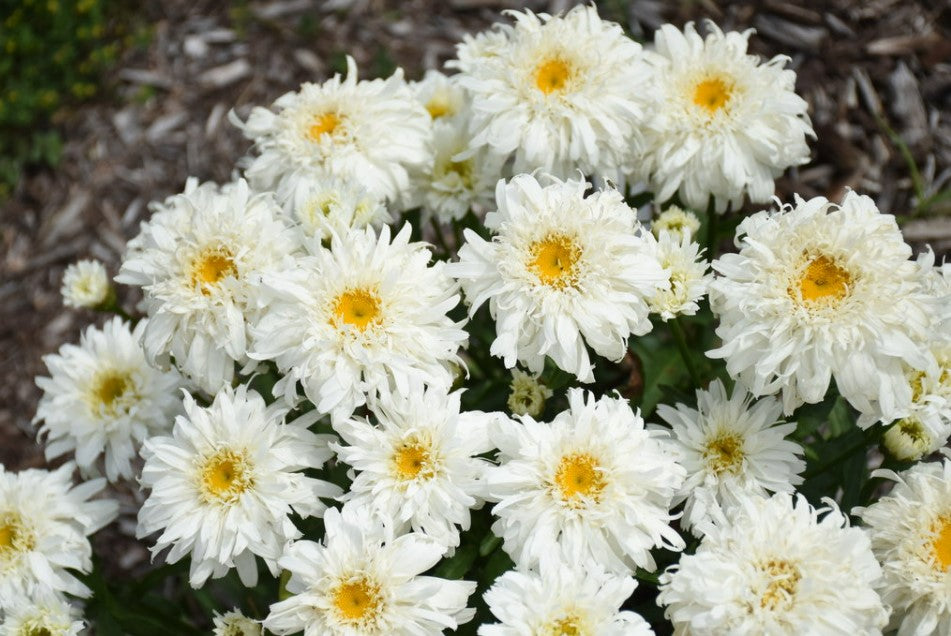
[656,379,805,535]
[263,505,476,635]
[0,463,117,609]
[658,492,887,634]
[648,230,711,321]
[60,259,111,310]
[507,368,552,418]
[116,178,299,393]
[250,224,467,422]
[858,458,951,635]
[0,594,84,636]
[640,22,814,212]
[34,317,183,482]
[449,5,651,182]
[137,385,341,588]
[708,191,934,420]
[412,69,468,125]
[479,554,653,635]
[332,385,497,552]
[233,56,432,208]
[651,205,701,241]
[485,389,685,574]
[212,608,261,636]
[275,172,391,242]
[452,173,667,382]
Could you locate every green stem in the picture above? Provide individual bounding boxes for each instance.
[705,199,719,261]
[669,318,701,386]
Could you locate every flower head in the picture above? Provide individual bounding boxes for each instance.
[60,259,111,310]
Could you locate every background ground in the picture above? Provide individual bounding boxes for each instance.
[1,0,949,513]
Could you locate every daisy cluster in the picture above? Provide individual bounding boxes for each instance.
[15,4,951,635]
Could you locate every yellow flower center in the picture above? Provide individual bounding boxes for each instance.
[793,255,852,304]
[529,234,582,289]
[332,577,383,624]
[199,449,254,504]
[931,516,951,570]
[90,370,132,414]
[309,112,341,141]
[331,288,382,331]
[908,370,927,403]
[703,431,745,476]
[25,628,53,636]
[535,58,572,95]
[425,95,453,119]
[758,559,801,610]
[442,159,474,187]
[190,247,237,294]
[693,76,733,113]
[0,511,33,559]
[391,439,436,481]
[554,453,605,505]
[544,614,588,635]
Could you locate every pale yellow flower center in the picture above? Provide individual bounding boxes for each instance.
[0,511,34,560]
[792,255,852,304]
[908,370,927,403]
[554,453,605,504]
[931,516,951,570]
[25,627,53,636]
[693,76,733,113]
[703,431,745,476]
[543,614,588,635]
[441,158,474,187]
[309,112,342,141]
[200,449,254,504]
[190,247,237,294]
[758,559,801,610]
[90,370,132,414]
[529,234,581,289]
[332,577,383,624]
[535,58,572,94]
[331,288,382,331]
[391,439,436,481]
[426,95,454,119]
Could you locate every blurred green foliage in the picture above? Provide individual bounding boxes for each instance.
[0,0,124,197]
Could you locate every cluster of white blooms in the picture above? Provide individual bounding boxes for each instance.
[22,3,951,633]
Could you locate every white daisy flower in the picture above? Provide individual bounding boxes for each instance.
[332,385,496,552]
[651,205,701,241]
[656,379,805,536]
[649,230,711,321]
[640,22,814,213]
[449,5,651,182]
[484,389,685,574]
[0,594,84,636]
[249,224,467,422]
[858,458,951,635]
[507,368,552,418]
[136,385,341,588]
[263,505,476,635]
[479,554,653,635]
[233,56,432,208]
[452,173,668,383]
[60,259,111,310]
[708,191,934,420]
[883,354,951,461]
[116,178,299,393]
[275,171,391,242]
[883,417,945,462]
[212,608,261,636]
[412,69,468,125]
[34,317,183,482]
[658,492,887,634]
[0,463,117,609]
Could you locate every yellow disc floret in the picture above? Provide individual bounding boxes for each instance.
[758,559,801,610]
[529,234,582,289]
[703,431,746,476]
[931,516,951,570]
[199,449,254,505]
[535,58,572,95]
[331,576,383,625]
[793,255,852,305]
[553,452,605,505]
[190,247,237,294]
[309,112,342,141]
[391,438,436,481]
[693,76,733,114]
[331,288,382,331]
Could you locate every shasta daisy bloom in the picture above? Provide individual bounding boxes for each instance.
[116,178,299,393]
[640,22,814,213]
[479,555,652,635]
[250,224,467,422]
[263,505,476,635]
[0,595,84,635]
[136,385,341,588]
[452,173,668,383]
[648,230,711,321]
[656,379,805,536]
[449,5,651,181]
[0,463,117,609]
[882,354,951,461]
[507,368,552,418]
[332,385,497,552]
[34,317,183,482]
[708,191,934,419]
[857,457,951,635]
[275,171,391,242]
[233,56,432,207]
[212,608,261,636]
[60,259,111,310]
[651,205,700,241]
[658,492,887,634]
[412,69,467,125]
[484,389,685,574]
